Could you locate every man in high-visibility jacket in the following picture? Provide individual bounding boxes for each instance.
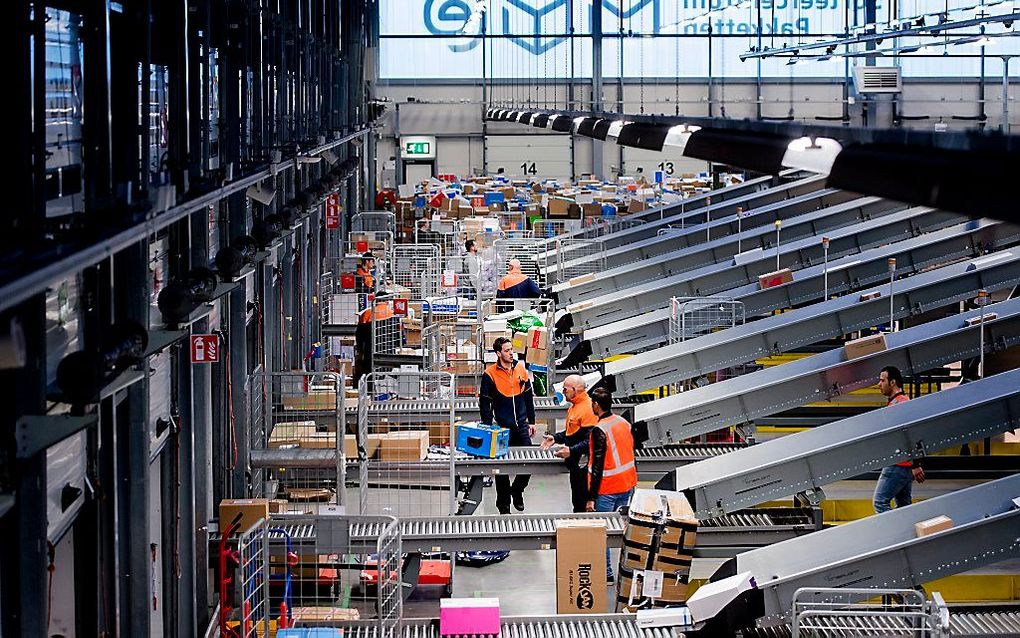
[541,374,598,512]
[479,336,536,514]
[355,253,376,293]
[496,258,541,299]
[585,388,637,583]
[353,300,394,387]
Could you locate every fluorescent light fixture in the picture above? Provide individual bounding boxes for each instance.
[781,137,843,175]
[663,124,702,153]
[606,120,630,139]
[519,112,534,124]
[576,117,601,138]
[532,114,551,128]
[551,115,574,132]
[616,123,671,151]
[245,183,277,206]
[571,117,587,133]
[592,119,615,140]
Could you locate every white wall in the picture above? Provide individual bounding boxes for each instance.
[374,78,1019,184]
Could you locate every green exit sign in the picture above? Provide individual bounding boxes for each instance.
[405,141,431,156]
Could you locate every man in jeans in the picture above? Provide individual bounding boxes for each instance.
[873,365,925,513]
[585,388,637,583]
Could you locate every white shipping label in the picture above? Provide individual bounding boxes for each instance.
[642,570,664,598]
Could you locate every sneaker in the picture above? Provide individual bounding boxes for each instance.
[512,492,525,512]
[497,505,511,515]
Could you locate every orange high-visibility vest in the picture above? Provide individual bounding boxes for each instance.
[588,414,637,495]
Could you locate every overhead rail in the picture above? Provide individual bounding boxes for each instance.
[556,196,910,305]
[568,207,963,332]
[637,297,1020,445]
[585,250,1020,395]
[579,218,1020,359]
[536,175,828,260]
[712,475,1020,631]
[659,368,1020,519]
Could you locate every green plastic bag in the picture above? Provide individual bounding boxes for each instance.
[531,371,548,396]
[508,310,544,334]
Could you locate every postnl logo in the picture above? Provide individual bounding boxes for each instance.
[598,0,661,34]
[424,0,484,51]
[502,0,568,55]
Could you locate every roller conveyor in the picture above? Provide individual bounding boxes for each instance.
[551,187,860,282]
[260,507,816,555]
[586,250,1020,395]
[251,442,747,476]
[554,193,894,303]
[337,614,685,638]
[549,171,804,246]
[660,368,1020,519]
[713,475,1020,628]
[581,218,1020,358]
[636,297,1020,445]
[343,395,645,419]
[746,607,1020,637]
[568,206,962,331]
[538,174,827,260]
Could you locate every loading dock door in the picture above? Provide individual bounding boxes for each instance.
[485,134,572,181]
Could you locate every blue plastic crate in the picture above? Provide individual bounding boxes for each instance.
[456,423,510,458]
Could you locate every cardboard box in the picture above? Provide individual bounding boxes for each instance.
[525,346,549,366]
[757,268,794,290]
[511,334,527,355]
[526,326,549,350]
[268,499,288,514]
[556,519,608,613]
[344,433,384,459]
[298,433,338,449]
[379,430,430,461]
[625,489,699,551]
[290,606,360,622]
[915,515,953,537]
[456,422,510,458]
[281,392,338,410]
[219,499,270,534]
[440,598,500,636]
[268,421,318,448]
[844,333,888,360]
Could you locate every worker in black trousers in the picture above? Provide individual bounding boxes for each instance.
[479,336,536,514]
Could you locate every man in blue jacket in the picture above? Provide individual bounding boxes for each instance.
[479,336,536,514]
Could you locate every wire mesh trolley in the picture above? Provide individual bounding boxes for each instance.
[249,371,346,511]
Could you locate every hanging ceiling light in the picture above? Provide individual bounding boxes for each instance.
[616,123,671,151]
[519,112,535,124]
[781,137,843,175]
[576,117,601,138]
[532,114,551,128]
[606,121,631,139]
[571,116,588,133]
[683,128,793,174]
[592,119,617,141]
[551,115,574,132]
[662,124,702,153]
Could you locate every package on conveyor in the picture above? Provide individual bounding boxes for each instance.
[455,421,510,458]
[616,488,699,612]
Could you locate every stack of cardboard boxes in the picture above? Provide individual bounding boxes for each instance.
[616,489,699,612]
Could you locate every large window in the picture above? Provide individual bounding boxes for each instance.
[380,0,1018,79]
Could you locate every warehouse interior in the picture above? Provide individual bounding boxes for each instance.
[2,0,1020,636]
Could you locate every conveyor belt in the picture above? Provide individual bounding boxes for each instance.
[540,174,827,257]
[662,369,1020,519]
[723,475,1020,627]
[555,194,899,303]
[581,218,1020,358]
[337,614,684,638]
[250,442,746,477]
[343,396,645,418]
[746,607,1020,637]
[549,171,804,247]
[569,207,962,331]
[636,298,1020,445]
[588,250,1020,395]
[258,508,816,555]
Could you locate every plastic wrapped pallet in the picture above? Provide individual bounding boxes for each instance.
[616,489,699,611]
